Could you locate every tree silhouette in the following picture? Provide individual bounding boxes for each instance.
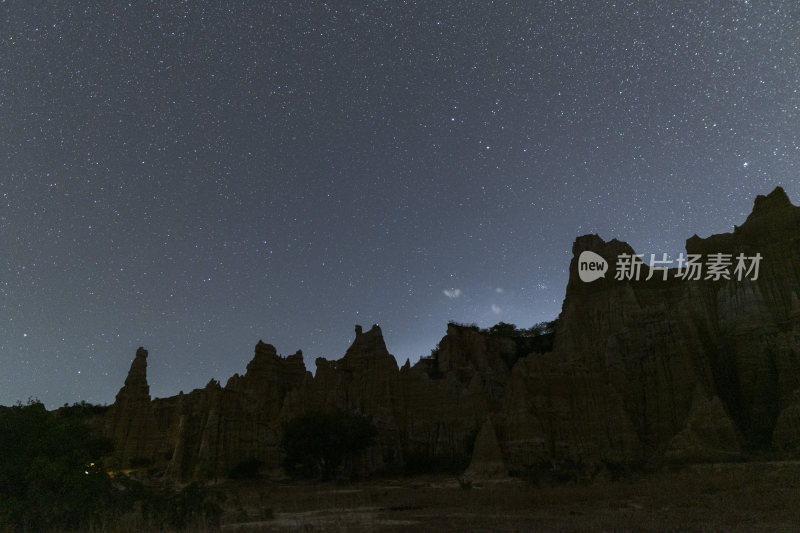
[281,409,378,480]
[0,400,118,530]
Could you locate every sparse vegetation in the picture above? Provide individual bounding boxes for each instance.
[423,319,560,378]
[447,320,480,330]
[139,481,225,531]
[420,342,444,379]
[57,399,110,417]
[486,319,559,339]
[3,399,800,531]
[0,400,124,530]
[428,342,441,360]
[0,400,227,532]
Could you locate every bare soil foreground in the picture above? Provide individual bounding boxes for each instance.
[214,462,800,532]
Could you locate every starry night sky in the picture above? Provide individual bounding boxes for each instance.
[2,1,798,407]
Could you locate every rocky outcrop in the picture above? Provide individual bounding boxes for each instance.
[535,187,800,464]
[104,187,800,480]
[105,348,162,467]
[463,418,509,481]
[665,389,741,462]
[165,342,309,479]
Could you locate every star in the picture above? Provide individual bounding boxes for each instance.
[1,0,796,407]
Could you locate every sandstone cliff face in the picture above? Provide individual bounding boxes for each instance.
[105,187,800,480]
[548,187,800,461]
[167,342,309,479]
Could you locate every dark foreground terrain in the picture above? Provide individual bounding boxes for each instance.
[206,462,800,532]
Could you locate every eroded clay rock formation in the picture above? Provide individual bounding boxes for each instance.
[105,347,162,467]
[104,187,800,480]
[463,418,509,481]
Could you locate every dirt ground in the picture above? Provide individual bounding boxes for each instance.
[214,462,800,532]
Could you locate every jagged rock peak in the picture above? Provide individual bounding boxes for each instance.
[572,233,605,254]
[122,347,149,391]
[687,186,798,252]
[566,235,636,289]
[345,324,389,359]
[752,186,791,214]
[254,340,278,357]
[244,341,278,373]
[244,340,307,376]
[740,185,796,229]
[113,347,151,405]
[571,234,635,255]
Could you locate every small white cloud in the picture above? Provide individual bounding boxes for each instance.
[491,304,501,314]
[443,288,462,298]
[495,287,504,293]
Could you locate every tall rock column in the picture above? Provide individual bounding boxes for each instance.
[105,347,162,468]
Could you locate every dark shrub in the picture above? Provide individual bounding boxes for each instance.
[141,481,225,531]
[0,400,121,531]
[282,409,378,480]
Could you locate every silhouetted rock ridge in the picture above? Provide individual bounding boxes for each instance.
[103,187,800,479]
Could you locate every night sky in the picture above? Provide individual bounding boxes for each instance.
[3,1,798,408]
